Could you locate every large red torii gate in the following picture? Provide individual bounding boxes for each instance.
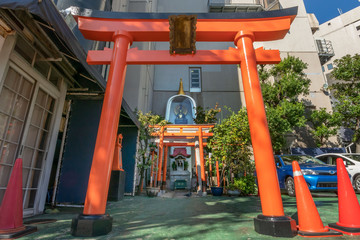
[71,8,298,237]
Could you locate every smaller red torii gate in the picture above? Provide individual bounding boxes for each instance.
[71,8,298,238]
[150,124,214,192]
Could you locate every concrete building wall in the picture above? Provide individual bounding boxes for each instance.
[112,0,157,113]
[314,6,360,75]
[157,0,208,12]
[259,0,329,101]
[152,0,241,117]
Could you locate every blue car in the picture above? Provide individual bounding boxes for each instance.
[275,155,338,196]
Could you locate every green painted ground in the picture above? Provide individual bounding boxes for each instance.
[19,192,360,240]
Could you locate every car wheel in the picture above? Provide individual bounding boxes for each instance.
[285,177,295,197]
[354,175,360,193]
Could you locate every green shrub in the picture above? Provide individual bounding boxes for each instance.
[228,176,257,196]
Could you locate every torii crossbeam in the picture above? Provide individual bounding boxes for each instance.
[71,7,298,238]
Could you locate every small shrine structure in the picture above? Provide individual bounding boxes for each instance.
[150,83,214,192]
[164,79,197,190]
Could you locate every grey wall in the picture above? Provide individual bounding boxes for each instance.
[56,100,102,204]
[152,1,242,117]
[56,100,137,204]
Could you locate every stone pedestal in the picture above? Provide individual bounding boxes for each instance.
[107,170,126,201]
[71,214,113,237]
[170,170,190,190]
[254,215,297,238]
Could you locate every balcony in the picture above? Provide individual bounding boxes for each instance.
[208,0,280,12]
[316,39,335,65]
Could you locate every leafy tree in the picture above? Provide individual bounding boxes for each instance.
[136,110,168,193]
[208,108,253,185]
[309,108,342,147]
[193,104,221,124]
[259,56,311,153]
[330,54,360,152]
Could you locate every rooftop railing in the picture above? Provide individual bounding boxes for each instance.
[208,0,280,12]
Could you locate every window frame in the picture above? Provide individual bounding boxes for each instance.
[189,67,202,92]
[327,63,333,70]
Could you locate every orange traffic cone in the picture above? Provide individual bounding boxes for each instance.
[328,158,360,235]
[0,158,37,239]
[292,161,342,237]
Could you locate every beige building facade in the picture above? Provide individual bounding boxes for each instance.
[314,6,360,79]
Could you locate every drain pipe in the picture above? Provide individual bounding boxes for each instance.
[51,100,72,207]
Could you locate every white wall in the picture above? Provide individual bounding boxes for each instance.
[315,6,360,74]
[157,0,208,12]
[259,0,332,111]
[112,0,157,113]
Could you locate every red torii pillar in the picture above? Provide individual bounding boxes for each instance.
[71,8,298,238]
[156,127,164,187]
[198,127,207,192]
[149,150,157,187]
[162,146,169,189]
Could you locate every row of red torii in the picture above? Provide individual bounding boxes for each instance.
[148,124,216,192]
[71,7,299,237]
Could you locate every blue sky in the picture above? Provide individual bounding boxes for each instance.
[303,0,360,24]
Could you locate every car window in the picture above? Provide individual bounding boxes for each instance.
[281,155,326,165]
[345,160,355,166]
[316,156,328,164]
[329,156,338,165]
[330,156,354,166]
[344,154,360,162]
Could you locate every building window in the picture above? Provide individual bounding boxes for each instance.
[189,67,201,92]
[356,25,360,31]
[327,63,333,70]
[14,37,62,89]
[322,66,325,72]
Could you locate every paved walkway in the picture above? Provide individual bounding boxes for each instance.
[20,192,360,240]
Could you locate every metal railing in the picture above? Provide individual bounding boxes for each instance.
[316,39,335,56]
[209,0,263,5]
[316,39,335,64]
[208,0,279,11]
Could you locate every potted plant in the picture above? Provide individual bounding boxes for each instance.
[210,185,224,196]
[135,110,168,196]
[208,108,254,196]
[227,180,242,196]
